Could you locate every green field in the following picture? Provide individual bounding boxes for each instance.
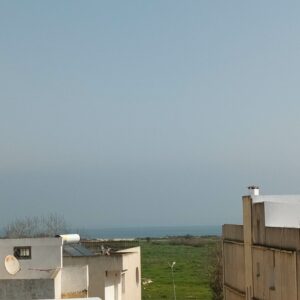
[141,236,219,300]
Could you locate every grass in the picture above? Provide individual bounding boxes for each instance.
[140,236,219,300]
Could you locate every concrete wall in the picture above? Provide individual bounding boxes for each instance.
[223,194,300,300]
[265,227,300,250]
[224,227,300,300]
[252,195,300,228]
[0,237,63,280]
[119,247,141,300]
[252,247,297,300]
[0,278,55,300]
[39,298,101,300]
[252,202,265,245]
[64,255,122,300]
[224,287,245,300]
[264,201,300,228]
[40,298,101,300]
[61,265,88,296]
[223,242,245,293]
[252,195,300,204]
[64,247,141,300]
[222,225,244,242]
[54,269,62,299]
[104,271,121,300]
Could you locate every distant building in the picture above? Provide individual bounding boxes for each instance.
[65,240,141,300]
[0,234,141,300]
[223,187,300,300]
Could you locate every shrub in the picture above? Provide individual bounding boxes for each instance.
[209,241,223,300]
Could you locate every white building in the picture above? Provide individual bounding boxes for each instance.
[0,235,141,300]
[64,241,141,300]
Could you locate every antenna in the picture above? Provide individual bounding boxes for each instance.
[5,255,20,275]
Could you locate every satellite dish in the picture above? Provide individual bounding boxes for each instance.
[5,255,20,275]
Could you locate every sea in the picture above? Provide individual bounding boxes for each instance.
[77,225,221,239]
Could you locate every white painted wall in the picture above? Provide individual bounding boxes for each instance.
[264,201,300,228]
[252,195,300,204]
[54,269,62,299]
[61,265,89,295]
[119,247,141,300]
[252,195,300,228]
[64,246,141,300]
[40,298,101,300]
[0,237,63,280]
[64,255,122,299]
[105,271,121,300]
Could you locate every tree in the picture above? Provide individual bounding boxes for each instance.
[3,213,68,238]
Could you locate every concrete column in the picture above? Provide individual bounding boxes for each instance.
[243,196,253,300]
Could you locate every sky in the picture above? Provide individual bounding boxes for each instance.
[1,1,300,228]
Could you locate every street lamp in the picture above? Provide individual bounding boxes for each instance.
[168,261,176,300]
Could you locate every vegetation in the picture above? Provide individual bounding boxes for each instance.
[208,241,223,300]
[2,217,223,299]
[140,236,220,300]
[3,213,68,238]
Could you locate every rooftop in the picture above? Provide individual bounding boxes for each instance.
[250,193,300,229]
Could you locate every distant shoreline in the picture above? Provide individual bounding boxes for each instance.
[76,225,222,239]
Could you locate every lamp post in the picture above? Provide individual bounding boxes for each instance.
[169,261,176,300]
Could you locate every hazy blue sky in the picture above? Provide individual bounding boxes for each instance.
[1,1,300,228]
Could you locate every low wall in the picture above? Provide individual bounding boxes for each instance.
[222,224,244,242]
[61,265,88,296]
[224,286,245,300]
[223,241,245,293]
[64,255,122,299]
[264,227,300,250]
[0,278,55,300]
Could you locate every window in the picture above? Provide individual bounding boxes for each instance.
[14,247,31,259]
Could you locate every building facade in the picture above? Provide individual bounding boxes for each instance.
[0,236,88,299]
[223,188,300,300]
[64,244,141,300]
[0,235,141,300]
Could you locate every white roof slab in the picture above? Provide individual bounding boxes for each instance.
[252,195,300,228]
